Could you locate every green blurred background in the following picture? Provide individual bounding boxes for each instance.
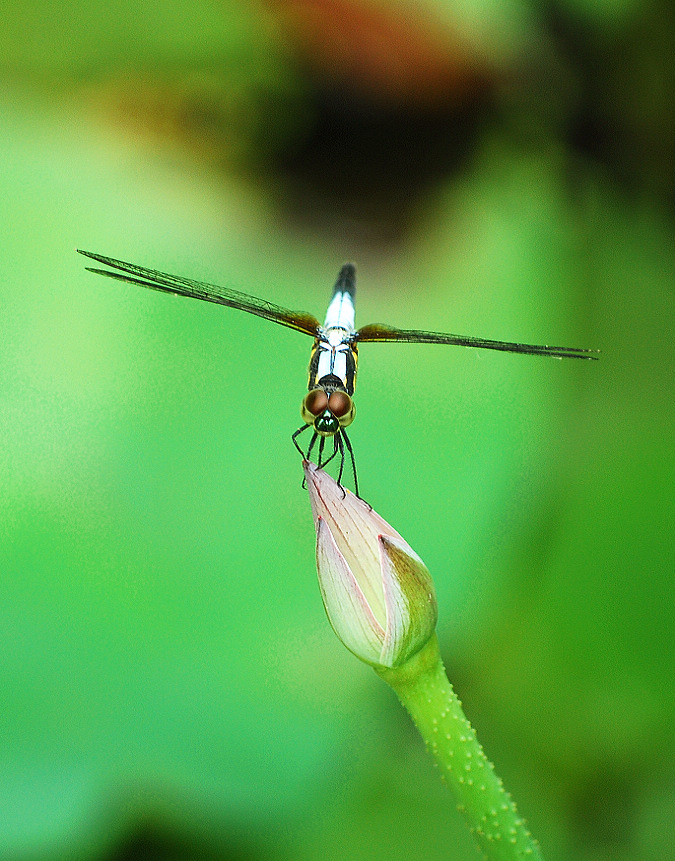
[1,1,672,859]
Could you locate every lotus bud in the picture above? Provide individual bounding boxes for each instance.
[303,461,437,670]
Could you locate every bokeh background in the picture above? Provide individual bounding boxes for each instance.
[1,1,673,859]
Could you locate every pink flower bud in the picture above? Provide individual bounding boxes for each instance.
[304,462,437,669]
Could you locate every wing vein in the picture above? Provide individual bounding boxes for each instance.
[78,250,321,336]
[356,323,599,359]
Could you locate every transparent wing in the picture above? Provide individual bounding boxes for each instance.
[356,323,599,359]
[77,250,322,337]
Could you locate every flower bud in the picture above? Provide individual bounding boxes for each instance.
[303,461,437,669]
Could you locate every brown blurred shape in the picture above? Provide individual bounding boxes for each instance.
[274,0,490,107]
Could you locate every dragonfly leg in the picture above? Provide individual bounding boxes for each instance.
[293,426,316,490]
[340,428,361,501]
[318,436,340,471]
[306,431,318,462]
[334,433,347,498]
[292,422,359,501]
[317,435,327,468]
[292,423,311,456]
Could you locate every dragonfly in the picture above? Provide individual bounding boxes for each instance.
[78,250,598,497]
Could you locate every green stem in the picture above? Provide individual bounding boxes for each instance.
[375,635,545,861]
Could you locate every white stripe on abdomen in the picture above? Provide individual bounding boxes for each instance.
[323,290,355,331]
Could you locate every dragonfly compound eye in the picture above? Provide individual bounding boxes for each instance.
[328,391,355,427]
[327,391,352,418]
[304,389,328,416]
[301,389,329,425]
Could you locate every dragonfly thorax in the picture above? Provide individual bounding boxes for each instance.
[322,326,352,347]
[308,329,358,399]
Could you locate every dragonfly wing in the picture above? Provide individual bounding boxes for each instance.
[356,323,599,359]
[77,250,322,337]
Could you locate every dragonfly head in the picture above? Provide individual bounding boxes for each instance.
[302,388,355,436]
